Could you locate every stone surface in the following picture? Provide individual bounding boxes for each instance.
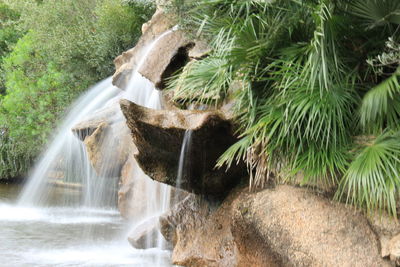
[387,234,400,266]
[368,213,400,261]
[71,104,133,178]
[160,194,239,267]
[120,99,246,197]
[113,10,209,90]
[232,185,390,267]
[118,155,146,219]
[161,185,391,267]
[128,216,162,249]
[82,121,132,177]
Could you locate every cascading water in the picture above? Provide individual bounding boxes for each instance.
[0,29,178,266]
[174,130,193,203]
[18,77,121,207]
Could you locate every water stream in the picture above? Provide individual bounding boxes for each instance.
[0,29,177,266]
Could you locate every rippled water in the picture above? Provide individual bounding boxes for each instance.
[0,184,173,267]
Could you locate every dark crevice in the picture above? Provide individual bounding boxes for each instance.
[156,42,195,90]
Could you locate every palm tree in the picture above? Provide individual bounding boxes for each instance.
[167,0,400,216]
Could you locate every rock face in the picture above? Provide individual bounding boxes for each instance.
[113,10,209,90]
[161,185,391,267]
[72,106,132,178]
[120,99,246,197]
[160,193,240,267]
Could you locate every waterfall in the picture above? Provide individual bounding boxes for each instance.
[174,130,193,203]
[18,77,121,207]
[10,29,177,266]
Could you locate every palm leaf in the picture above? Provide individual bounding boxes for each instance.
[349,0,400,29]
[360,67,400,130]
[335,131,400,217]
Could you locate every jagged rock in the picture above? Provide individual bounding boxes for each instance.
[118,154,187,220]
[161,185,391,267]
[118,155,145,219]
[113,10,209,90]
[71,105,133,177]
[120,99,246,197]
[83,121,132,177]
[72,106,120,141]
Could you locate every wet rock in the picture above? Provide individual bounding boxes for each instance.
[120,99,246,197]
[83,121,132,177]
[71,104,132,178]
[118,155,145,219]
[161,185,391,267]
[72,106,120,141]
[128,216,164,249]
[113,10,209,90]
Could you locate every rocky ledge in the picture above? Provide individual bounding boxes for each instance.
[120,99,246,197]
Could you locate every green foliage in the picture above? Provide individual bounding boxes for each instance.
[0,34,80,176]
[336,131,400,217]
[11,0,155,83]
[0,0,155,179]
[167,0,400,216]
[0,1,23,94]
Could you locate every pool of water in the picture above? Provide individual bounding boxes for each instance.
[0,184,173,267]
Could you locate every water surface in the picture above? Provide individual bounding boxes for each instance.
[0,184,173,267]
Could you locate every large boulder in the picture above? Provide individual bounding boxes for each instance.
[161,185,391,267]
[232,185,389,267]
[120,99,246,197]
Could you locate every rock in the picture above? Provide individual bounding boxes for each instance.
[118,155,145,219]
[387,234,400,265]
[118,154,186,220]
[82,121,132,177]
[71,104,133,178]
[113,10,209,90]
[128,216,165,249]
[161,185,391,267]
[72,106,120,141]
[120,99,246,197]
[368,213,400,261]
[160,194,239,267]
[118,155,162,220]
[232,185,390,267]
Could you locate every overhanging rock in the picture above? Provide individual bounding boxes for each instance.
[120,99,245,197]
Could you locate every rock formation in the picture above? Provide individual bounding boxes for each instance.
[113,9,208,91]
[73,2,400,266]
[161,185,392,267]
[120,99,246,197]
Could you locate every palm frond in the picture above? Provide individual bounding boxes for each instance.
[349,0,400,30]
[167,57,233,105]
[335,130,400,217]
[360,67,400,130]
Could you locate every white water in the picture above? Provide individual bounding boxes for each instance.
[174,130,193,203]
[18,77,120,207]
[0,29,179,266]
